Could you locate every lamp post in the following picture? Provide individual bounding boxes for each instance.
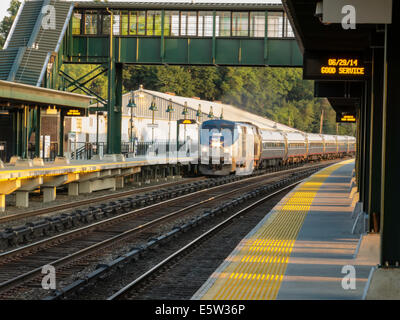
[127,92,137,154]
[196,104,202,123]
[182,101,189,150]
[220,107,224,120]
[149,97,158,144]
[208,106,214,119]
[166,98,174,152]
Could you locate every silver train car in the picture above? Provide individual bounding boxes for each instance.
[199,119,356,176]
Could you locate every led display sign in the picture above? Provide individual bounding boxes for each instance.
[304,52,370,80]
[63,108,87,117]
[336,112,356,123]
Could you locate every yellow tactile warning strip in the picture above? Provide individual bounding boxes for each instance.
[200,160,352,300]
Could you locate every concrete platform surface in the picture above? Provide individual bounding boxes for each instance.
[192,159,380,300]
[0,154,195,181]
[365,268,400,300]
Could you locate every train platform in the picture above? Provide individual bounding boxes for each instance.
[0,153,195,212]
[192,159,380,300]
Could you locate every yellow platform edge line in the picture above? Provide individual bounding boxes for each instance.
[201,161,346,300]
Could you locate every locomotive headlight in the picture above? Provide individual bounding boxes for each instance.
[211,141,222,148]
[224,148,229,153]
[202,146,208,152]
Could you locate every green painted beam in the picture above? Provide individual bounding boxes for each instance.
[66,37,302,67]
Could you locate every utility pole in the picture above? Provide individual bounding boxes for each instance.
[319,108,324,134]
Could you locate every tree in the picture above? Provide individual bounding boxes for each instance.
[0,0,21,49]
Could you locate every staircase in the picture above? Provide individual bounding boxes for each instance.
[0,0,73,87]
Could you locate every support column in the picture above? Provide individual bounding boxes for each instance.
[43,187,56,203]
[22,105,29,159]
[380,13,400,266]
[106,61,122,155]
[115,176,124,189]
[16,191,29,208]
[362,80,371,213]
[59,111,65,157]
[15,109,22,157]
[0,194,5,213]
[68,182,79,196]
[368,48,384,233]
[35,106,41,158]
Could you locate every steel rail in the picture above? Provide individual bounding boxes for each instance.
[0,177,205,224]
[0,165,322,294]
[107,180,304,300]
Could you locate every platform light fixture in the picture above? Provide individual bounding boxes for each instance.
[127,95,137,108]
[182,102,189,149]
[182,101,189,117]
[127,92,138,152]
[166,99,174,153]
[149,97,158,112]
[208,106,214,119]
[196,104,202,123]
[149,97,158,143]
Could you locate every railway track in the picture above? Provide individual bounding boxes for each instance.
[0,176,206,224]
[107,181,300,300]
[0,161,340,299]
[0,162,334,251]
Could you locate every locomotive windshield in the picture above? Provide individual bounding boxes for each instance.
[200,120,237,147]
[201,120,235,131]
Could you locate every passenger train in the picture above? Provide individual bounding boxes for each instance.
[199,119,356,176]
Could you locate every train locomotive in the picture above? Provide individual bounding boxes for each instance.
[198,119,356,176]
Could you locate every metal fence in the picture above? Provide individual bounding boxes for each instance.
[28,142,58,162]
[11,141,199,162]
[67,141,198,160]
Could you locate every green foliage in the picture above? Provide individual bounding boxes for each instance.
[0,0,20,49]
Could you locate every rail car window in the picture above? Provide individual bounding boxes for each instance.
[263,142,284,148]
[289,143,305,148]
[310,143,323,148]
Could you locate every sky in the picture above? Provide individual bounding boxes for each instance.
[0,0,282,22]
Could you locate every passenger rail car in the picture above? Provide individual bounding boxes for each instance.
[199,119,356,176]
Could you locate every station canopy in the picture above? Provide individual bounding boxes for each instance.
[0,80,94,114]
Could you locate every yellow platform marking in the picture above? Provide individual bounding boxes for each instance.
[201,161,351,300]
[0,157,194,182]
